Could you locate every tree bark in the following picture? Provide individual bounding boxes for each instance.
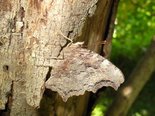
[106,38,155,116]
[39,0,120,116]
[0,0,118,115]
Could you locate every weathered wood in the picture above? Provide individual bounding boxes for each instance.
[0,0,38,115]
[0,0,103,115]
[39,0,121,115]
[0,0,122,115]
[24,0,100,108]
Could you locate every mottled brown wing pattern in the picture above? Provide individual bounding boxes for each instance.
[45,42,124,102]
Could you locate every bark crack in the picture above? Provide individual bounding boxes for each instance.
[45,67,52,81]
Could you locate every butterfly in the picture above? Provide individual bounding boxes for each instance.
[45,42,124,102]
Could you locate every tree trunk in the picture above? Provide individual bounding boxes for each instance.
[0,0,119,115]
[106,38,155,116]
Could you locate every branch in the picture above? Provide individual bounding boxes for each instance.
[106,38,155,116]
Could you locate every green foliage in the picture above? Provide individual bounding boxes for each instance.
[92,0,155,116]
[112,1,155,115]
[91,91,113,116]
[112,0,155,63]
[128,73,155,116]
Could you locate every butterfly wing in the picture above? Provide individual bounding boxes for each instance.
[45,43,124,102]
